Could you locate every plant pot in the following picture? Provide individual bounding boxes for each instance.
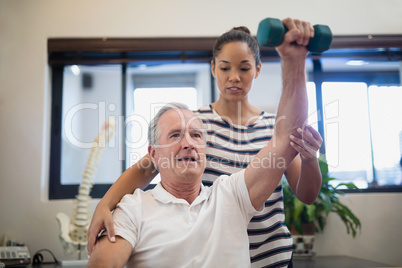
[292,235,315,255]
[290,223,315,255]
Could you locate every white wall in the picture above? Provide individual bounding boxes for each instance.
[1,0,402,266]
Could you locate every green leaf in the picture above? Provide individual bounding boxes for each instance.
[293,198,305,219]
[332,203,361,238]
[306,204,316,222]
[316,216,326,233]
[320,193,332,215]
[336,182,359,190]
[281,156,361,239]
[318,158,329,176]
[294,220,303,235]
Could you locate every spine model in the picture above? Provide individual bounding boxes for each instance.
[56,119,115,257]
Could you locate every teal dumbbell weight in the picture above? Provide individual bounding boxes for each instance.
[256,18,333,53]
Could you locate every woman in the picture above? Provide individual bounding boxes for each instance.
[88,18,322,267]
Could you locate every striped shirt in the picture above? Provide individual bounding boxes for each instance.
[195,105,293,268]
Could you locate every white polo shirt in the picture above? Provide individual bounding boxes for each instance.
[113,169,260,268]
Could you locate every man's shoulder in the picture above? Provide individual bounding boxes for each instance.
[119,188,152,204]
[210,170,246,191]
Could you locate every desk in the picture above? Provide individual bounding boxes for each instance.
[29,256,396,268]
[293,255,395,268]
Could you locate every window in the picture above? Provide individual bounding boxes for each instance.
[368,85,402,186]
[48,37,402,199]
[309,56,402,191]
[321,82,374,188]
[49,65,126,199]
[48,37,216,199]
[60,65,123,185]
[319,83,402,189]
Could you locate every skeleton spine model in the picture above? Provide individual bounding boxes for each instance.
[56,119,115,257]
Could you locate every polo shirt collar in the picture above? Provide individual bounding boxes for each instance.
[152,182,211,206]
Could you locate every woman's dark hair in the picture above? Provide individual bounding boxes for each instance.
[212,26,261,66]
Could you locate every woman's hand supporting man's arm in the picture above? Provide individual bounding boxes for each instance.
[87,155,157,255]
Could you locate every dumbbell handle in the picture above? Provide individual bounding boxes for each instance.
[257,18,333,53]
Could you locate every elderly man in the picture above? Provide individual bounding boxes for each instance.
[88,60,310,267]
[88,97,307,268]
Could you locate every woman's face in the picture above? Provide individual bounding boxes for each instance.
[211,41,261,103]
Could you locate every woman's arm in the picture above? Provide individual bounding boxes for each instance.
[285,125,322,204]
[101,155,157,209]
[87,154,158,254]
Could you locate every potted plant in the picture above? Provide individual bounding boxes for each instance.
[282,157,361,254]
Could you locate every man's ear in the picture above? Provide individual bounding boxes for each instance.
[148,145,157,168]
[210,60,216,78]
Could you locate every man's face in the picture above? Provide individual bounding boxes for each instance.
[149,109,206,182]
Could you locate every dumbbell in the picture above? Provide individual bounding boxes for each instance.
[256,18,333,53]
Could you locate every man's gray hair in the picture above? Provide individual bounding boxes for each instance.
[148,102,191,146]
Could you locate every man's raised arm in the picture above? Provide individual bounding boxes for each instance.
[245,18,312,209]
